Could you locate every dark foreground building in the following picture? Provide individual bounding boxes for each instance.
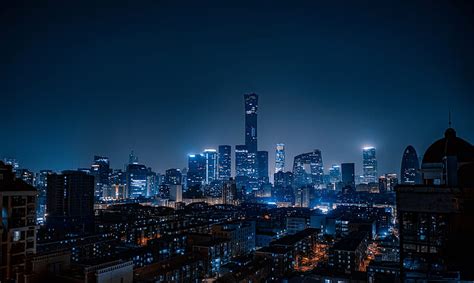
[397,127,474,281]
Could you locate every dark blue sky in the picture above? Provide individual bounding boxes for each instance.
[2,1,473,177]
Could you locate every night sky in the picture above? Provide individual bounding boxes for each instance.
[2,1,473,178]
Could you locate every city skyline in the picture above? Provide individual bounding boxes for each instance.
[2,1,473,175]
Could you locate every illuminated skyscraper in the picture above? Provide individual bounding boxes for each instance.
[275,143,285,173]
[187,154,206,188]
[218,145,232,180]
[362,147,377,184]
[91,155,111,200]
[164,168,182,185]
[292,149,324,188]
[128,150,138,164]
[244,93,258,153]
[204,149,218,184]
[126,163,148,198]
[329,164,341,184]
[235,145,249,190]
[400,145,420,184]
[257,150,269,185]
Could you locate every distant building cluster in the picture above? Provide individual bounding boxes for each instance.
[1,93,473,282]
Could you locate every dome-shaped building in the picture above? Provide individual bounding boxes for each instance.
[421,127,474,186]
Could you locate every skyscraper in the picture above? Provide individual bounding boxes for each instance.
[36,169,52,223]
[257,150,269,185]
[235,145,249,190]
[204,149,218,184]
[187,154,206,188]
[328,164,341,184]
[46,170,95,235]
[126,163,148,198]
[218,145,231,180]
[91,155,110,200]
[244,93,258,153]
[341,163,355,189]
[128,150,139,164]
[275,143,285,173]
[292,149,324,188]
[164,168,182,185]
[362,147,377,184]
[400,145,421,184]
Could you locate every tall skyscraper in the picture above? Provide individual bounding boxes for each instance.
[36,169,52,223]
[244,93,258,153]
[128,150,138,164]
[341,163,355,189]
[164,168,182,185]
[235,145,249,190]
[362,147,377,184]
[292,149,324,188]
[46,170,95,235]
[218,145,232,180]
[91,155,110,200]
[204,149,218,184]
[400,145,421,184]
[187,154,206,188]
[275,143,285,173]
[257,150,269,185]
[126,163,148,198]
[0,161,37,282]
[328,164,341,184]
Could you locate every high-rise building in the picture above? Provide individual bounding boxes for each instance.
[275,143,285,173]
[0,161,37,282]
[235,145,249,191]
[146,168,159,197]
[91,155,111,200]
[218,145,231,180]
[204,149,218,184]
[108,169,127,200]
[257,151,269,185]
[244,93,258,153]
[400,145,421,184]
[378,173,398,193]
[126,163,148,198]
[397,127,474,281]
[169,184,182,202]
[46,170,94,235]
[164,168,182,185]
[35,170,52,223]
[292,149,324,188]
[187,154,206,188]
[341,163,355,190]
[222,178,238,205]
[362,147,377,184]
[274,171,294,188]
[329,164,341,184]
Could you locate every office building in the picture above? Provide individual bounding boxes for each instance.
[204,149,218,184]
[91,155,111,200]
[169,184,183,202]
[292,149,324,188]
[275,143,285,173]
[164,168,182,185]
[218,145,232,180]
[363,147,378,184]
[187,154,206,188]
[257,150,269,186]
[126,163,148,198]
[244,93,258,153]
[400,145,421,184]
[46,170,94,235]
[341,163,355,190]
